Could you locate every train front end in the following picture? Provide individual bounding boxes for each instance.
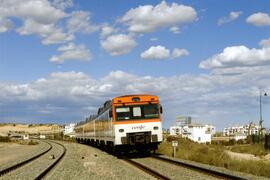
[112,95,163,151]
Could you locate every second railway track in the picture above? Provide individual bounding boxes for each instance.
[0,140,66,180]
[122,155,247,180]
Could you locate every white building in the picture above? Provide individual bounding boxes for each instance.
[232,134,247,141]
[170,124,215,143]
[223,123,260,137]
[23,134,29,140]
[64,123,76,137]
[40,135,46,139]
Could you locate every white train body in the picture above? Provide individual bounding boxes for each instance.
[75,94,163,151]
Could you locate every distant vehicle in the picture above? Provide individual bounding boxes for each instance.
[74,94,163,153]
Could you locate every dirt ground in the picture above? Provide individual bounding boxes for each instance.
[0,124,62,135]
[226,150,270,161]
[0,142,44,170]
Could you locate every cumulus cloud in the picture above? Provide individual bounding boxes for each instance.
[51,0,73,10]
[218,11,242,26]
[0,0,76,45]
[15,18,74,45]
[246,12,270,26]
[141,46,170,59]
[49,43,92,63]
[0,17,12,33]
[141,46,189,60]
[169,26,181,34]
[199,45,270,69]
[119,1,197,33]
[1,69,270,128]
[67,11,99,34]
[259,38,270,48]
[0,0,66,24]
[100,24,118,38]
[0,0,99,46]
[100,34,137,56]
[172,48,189,58]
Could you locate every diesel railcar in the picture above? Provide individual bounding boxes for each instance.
[75,94,163,152]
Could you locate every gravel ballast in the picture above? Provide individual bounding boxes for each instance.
[132,157,219,180]
[46,141,153,180]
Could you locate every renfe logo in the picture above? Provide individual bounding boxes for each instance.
[132,125,145,130]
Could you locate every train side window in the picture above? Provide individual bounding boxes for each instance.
[109,110,112,118]
[160,105,163,114]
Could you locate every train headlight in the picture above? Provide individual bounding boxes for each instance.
[153,126,159,130]
[119,129,124,133]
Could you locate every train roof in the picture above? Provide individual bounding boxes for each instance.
[115,94,156,98]
[112,94,159,104]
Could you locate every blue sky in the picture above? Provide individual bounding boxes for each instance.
[0,0,270,130]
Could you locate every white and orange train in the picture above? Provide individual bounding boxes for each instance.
[74,94,163,152]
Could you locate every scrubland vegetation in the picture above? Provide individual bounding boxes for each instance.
[229,144,268,156]
[157,136,270,177]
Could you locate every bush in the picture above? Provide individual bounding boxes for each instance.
[157,137,270,178]
[0,136,10,142]
[28,140,38,145]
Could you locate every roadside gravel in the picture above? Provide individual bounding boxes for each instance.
[133,157,219,180]
[0,141,50,171]
[46,141,154,180]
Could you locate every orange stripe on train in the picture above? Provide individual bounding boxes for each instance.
[112,119,160,125]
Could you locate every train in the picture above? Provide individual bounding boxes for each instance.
[74,94,163,153]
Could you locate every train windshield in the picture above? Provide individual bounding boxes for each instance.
[115,104,159,121]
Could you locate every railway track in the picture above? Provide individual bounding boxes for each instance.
[122,155,247,180]
[0,140,66,180]
[151,155,246,180]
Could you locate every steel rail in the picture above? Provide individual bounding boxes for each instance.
[34,141,66,180]
[0,141,52,176]
[123,158,170,180]
[151,155,246,180]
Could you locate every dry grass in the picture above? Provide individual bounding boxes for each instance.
[157,136,270,178]
[0,123,63,134]
[229,144,268,156]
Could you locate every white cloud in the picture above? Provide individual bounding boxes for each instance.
[218,11,242,26]
[200,45,270,69]
[150,37,158,41]
[141,46,170,59]
[169,26,181,34]
[172,48,189,58]
[0,17,12,33]
[0,0,76,45]
[100,34,137,56]
[67,11,99,34]
[49,43,92,63]
[51,0,73,10]
[259,38,270,48]
[41,31,74,45]
[120,1,197,33]
[16,18,56,36]
[141,46,189,60]
[0,0,66,24]
[1,69,270,128]
[16,18,74,45]
[100,24,118,38]
[246,12,270,26]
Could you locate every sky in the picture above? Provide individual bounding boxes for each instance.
[0,0,270,130]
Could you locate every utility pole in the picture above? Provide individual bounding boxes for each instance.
[259,91,268,141]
